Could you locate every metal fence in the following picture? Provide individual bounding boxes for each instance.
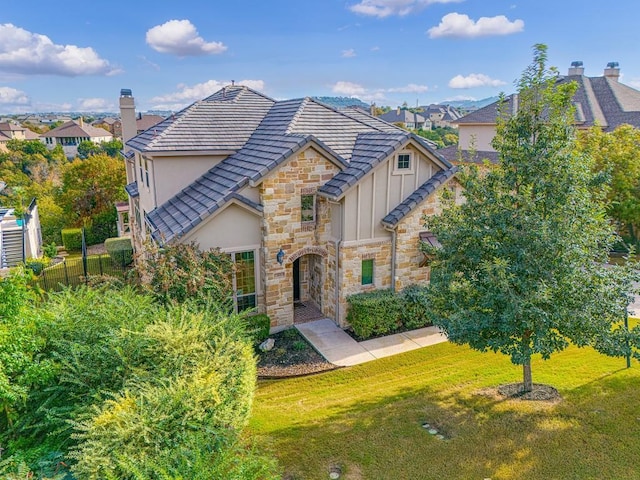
[37,250,133,291]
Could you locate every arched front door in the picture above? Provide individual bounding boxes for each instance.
[292,253,325,323]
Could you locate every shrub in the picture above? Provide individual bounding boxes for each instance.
[42,242,58,259]
[61,228,82,251]
[246,313,271,344]
[400,284,432,330]
[24,257,50,276]
[346,289,402,339]
[104,236,133,266]
[84,209,117,245]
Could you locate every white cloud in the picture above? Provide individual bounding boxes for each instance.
[371,46,380,51]
[332,81,367,96]
[349,0,463,18]
[448,73,506,88]
[0,23,117,76]
[626,78,640,90]
[150,79,265,110]
[332,81,431,103]
[428,12,524,38]
[0,86,30,106]
[342,49,357,58]
[388,83,429,93]
[146,20,227,56]
[77,97,115,112]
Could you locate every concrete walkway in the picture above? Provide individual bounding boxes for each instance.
[295,318,448,367]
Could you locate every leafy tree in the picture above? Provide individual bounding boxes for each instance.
[576,124,640,245]
[76,140,102,159]
[136,242,235,310]
[6,139,48,157]
[58,153,126,227]
[426,44,640,393]
[100,138,123,158]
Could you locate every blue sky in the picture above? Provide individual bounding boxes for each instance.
[1,0,639,114]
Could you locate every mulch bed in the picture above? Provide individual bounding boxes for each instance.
[257,328,339,378]
[497,383,562,402]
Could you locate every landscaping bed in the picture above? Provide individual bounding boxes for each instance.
[257,328,338,378]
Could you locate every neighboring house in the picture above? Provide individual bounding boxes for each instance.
[94,114,164,139]
[39,119,113,158]
[0,199,42,269]
[439,61,640,165]
[378,109,431,130]
[119,86,458,329]
[419,104,463,129]
[0,122,39,151]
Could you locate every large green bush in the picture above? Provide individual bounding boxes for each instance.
[104,236,133,266]
[61,228,82,251]
[346,289,402,339]
[400,284,432,330]
[247,313,271,344]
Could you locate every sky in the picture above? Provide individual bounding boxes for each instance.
[1,0,639,114]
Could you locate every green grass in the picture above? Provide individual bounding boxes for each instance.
[250,327,640,480]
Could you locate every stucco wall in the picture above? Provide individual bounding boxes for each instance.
[458,124,497,151]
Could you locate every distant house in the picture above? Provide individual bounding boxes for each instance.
[439,61,640,165]
[119,86,458,329]
[378,108,430,130]
[94,114,164,139]
[40,119,113,158]
[0,122,40,151]
[419,104,463,129]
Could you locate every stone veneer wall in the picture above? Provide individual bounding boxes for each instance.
[337,240,392,326]
[394,178,460,291]
[260,147,340,328]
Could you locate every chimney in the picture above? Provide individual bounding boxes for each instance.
[119,88,137,149]
[396,107,400,115]
[604,61,620,82]
[568,60,584,76]
[79,116,84,128]
[370,103,376,116]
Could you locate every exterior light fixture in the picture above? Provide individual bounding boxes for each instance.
[276,248,285,265]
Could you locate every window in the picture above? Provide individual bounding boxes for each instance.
[397,153,411,170]
[361,259,374,285]
[233,251,257,312]
[301,194,315,223]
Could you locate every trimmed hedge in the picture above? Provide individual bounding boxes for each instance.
[346,285,432,339]
[61,228,82,251]
[104,237,133,266]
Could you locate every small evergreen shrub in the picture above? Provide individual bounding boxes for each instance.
[346,289,402,339]
[400,284,432,330]
[104,237,133,266]
[246,313,271,343]
[42,243,58,259]
[61,228,82,251]
[24,258,50,276]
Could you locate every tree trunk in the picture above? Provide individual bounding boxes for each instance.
[522,359,533,393]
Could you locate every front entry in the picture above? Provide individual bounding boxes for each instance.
[292,254,325,323]
[293,258,301,302]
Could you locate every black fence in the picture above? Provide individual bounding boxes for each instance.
[37,250,133,291]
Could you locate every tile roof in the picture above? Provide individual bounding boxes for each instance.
[42,120,112,138]
[312,96,370,110]
[127,86,275,153]
[379,109,427,125]
[438,145,500,164]
[142,87,447,243]
[381,166,458,228]
[125,181,139,198]
[454,75,640,132]
[136,114,165,132]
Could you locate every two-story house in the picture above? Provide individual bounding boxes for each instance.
[439,61,640,165]
[120,86,458,329]
[0,121,40,151]
[40,119,113,158]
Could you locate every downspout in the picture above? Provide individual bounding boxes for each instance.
[332,199,343,326]
[384,225,397,293]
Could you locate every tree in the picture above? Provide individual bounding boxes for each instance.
[100,138,123,158]
[576,124,640,246]
[76,140,102,159]
[426,45,639,393]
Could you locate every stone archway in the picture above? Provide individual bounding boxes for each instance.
[289,247,328,323]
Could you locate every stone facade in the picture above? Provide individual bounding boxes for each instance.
[394,179,460,290]
[259,146,341,327]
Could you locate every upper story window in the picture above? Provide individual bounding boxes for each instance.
[301,194,315,223]
[397,153,411,170]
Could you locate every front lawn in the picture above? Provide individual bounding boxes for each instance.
[250,332,640,479]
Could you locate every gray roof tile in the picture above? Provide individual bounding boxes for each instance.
[125,181,139,198]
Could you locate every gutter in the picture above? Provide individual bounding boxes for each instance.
[384,225,397,293]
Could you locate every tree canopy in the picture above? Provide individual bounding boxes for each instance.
[426,44,640,392]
